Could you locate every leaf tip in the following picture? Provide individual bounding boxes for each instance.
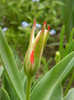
[44,21,46,26]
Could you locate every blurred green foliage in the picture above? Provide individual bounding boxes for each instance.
[0,0,73,54]
[0,0,62,54]
[60,0,74,40]
[0,0,62,27]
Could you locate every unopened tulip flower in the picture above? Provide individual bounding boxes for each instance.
[24,18,50,77]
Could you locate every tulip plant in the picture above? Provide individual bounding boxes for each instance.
[0,19,74,100]
[24,19,49,100]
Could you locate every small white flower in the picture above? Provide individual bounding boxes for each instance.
[35,23,41,30]
[50,29,56,35]
[21,21,29,28]
[32,0,39,2]
[44,1,47,5]
[1,22,4,26]
[36,23,41,28]
[2,27,8,32]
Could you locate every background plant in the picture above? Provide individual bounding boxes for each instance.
[55,26,74,95]
[60,0,74,40]
[0,0,63,54]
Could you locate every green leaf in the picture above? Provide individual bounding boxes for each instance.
[61,0,74,40]
[41,57,47,66]
[3,74,19,100]
[0,65,4,78]
[53,1,64,6]
[64,28,74,57]
[38,4,45,10]
[11,47,22,70]
[63,88,74,100]
[31,76,43,92]
[64,70,74,96]
[59,25,65,59]
[0,88,10,100]
[0,27,25,100]
[68,28,74,44]
[20,67,27,90]
[31,51,74,100]
[9,47,26,91]
[42,58,52,74]
[50,85,63,100]
[64,40,74,57]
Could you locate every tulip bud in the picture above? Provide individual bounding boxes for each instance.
[24,18,50,77]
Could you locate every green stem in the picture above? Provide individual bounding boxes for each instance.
[26,77,32,100]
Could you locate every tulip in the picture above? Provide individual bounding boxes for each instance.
[24,18,50,77]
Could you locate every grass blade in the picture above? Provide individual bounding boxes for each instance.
[59,25,65,59]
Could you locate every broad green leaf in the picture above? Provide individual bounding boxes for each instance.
[11,47,26,89]
[63,88,74,100]
[0,27,25,100]
[3,74,19,100]
[11,47,22,70]
[0,88,10,100]
[31,51,74,100]
[50,85,63,100]
[64,70,74,96]
[20,67,27,90]
[31,75,43,92]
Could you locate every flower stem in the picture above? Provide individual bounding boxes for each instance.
[26,76,32,100]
